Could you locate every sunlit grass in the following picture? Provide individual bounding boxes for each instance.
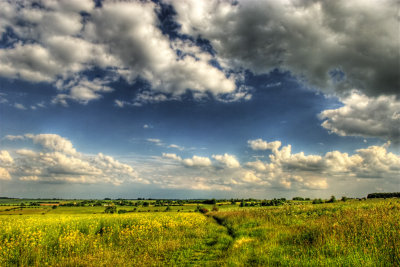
[0,199,398,266]
[0,213,230,266]
[210,199,400,266]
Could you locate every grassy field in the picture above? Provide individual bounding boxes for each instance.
[0,199,398,266]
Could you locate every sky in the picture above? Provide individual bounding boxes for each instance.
[0,0,399,199]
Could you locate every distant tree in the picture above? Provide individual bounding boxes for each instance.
[203,198,217,204]
[142,201,150,207]
[104,205,117,214]
[312,198,323,204]
[52,205,58,209]
[260,198,286,206]
[212,205,219,212]
[327,196,336,203]
[367,192,400,199]
[93,201,103,206]
[341,196,348,202]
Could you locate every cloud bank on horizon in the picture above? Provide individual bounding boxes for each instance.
[1,134,147,185]
[1,134,398,195]
[0,0,398,198]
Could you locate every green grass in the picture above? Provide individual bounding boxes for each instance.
[0,199,398,266]
[209,200,400,266]
[0,204,226,215]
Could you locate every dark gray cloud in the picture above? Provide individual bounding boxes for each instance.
[1,0,396,105]
[169,0,399,98]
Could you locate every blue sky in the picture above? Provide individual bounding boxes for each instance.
[0,0,398,199]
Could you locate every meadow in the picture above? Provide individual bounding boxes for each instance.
[0,198,398,266]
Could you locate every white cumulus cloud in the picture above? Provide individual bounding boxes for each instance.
[246,139,400,190]
[183,155,212,167]
[0,150,13,164]
[248,139,282,152]
[320,92,400,143]
[0,0,244,106]
[212,153,240,168]
[1,133,146,185]
[162,153,182,162]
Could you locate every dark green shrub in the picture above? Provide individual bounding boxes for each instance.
[104,205,117,214]
[199,207,209,214]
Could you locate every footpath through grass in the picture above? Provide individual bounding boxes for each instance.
[209,199,400,266]
[0,199,398,266]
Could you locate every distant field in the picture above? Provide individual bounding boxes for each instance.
[0,203,221,215]
[0,199,398,266]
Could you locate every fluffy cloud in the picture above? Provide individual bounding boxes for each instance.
[212,153,240,168]
[245,160,267,172]
[14,103,27,110]
[248,139,281,152]
[162,153,182,162]
[53,76,114,105]
[24,134,77,155]
[169,0,398,98]
[1,0,397,108]
[144,137,400,192]
[0,0,242,106]
[2,0,396,109]
[242,171,261,183]
[320,92,400,142]
[160,152,243,190]
[0,150,13,180]
[354,144,400,178]
[159,148,325,190]
[246,138,400,190]
[1,134,145,185]
[0,168,11,180]
[182,156,212,167]
[165,176,232,191]
[0,150,13,164]
[162,152,212,168]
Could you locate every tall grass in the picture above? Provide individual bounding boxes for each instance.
[0,199,398,266]
[210,199,400,266]
[0,213,229,266]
